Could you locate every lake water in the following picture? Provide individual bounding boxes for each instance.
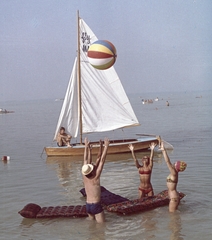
[0,91,212,240]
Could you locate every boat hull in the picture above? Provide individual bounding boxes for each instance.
[0,111,14,114]
[44,137,159,157]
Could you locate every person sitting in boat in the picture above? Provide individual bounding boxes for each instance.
[81,137,110,223]
[160,141,187,212]
[128,142,156,198]
[56,127,72,147]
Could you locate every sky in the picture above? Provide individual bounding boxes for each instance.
[0,0,211,101]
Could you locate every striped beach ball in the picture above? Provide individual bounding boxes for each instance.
[87,40,117,70]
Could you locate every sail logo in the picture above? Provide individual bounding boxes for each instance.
[81,32,91,53]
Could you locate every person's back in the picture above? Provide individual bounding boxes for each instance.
[83,169,101,203]
[82,138,110,223]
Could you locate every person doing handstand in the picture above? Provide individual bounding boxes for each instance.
[81,137,110,223]
[56,127,72,147]
[128,142,156,198]
[160,141,187,212]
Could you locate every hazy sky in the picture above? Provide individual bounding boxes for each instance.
[0,0,211,101]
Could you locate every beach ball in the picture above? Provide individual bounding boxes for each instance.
[87,40,117,70]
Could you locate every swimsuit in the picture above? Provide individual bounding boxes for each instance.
[139,169,151,175]
[86,202,103,215]
[138,169,152,195]
[138,187,153,194]
[166,175,177,183]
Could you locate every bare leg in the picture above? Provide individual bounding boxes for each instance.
[57,137,63,147]
[169,199,180,212]
[147,189,154,197]
[95,211,105,223]
[139,189,145,199]
[61,137,71,147]
[67,136,72,147]
[61,138,67,146]
[86,213,95,221]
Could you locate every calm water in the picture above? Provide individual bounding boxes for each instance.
[0,91,212,240]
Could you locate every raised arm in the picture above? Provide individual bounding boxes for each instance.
[83,137,90,165]
[128,144,141,169]
[96,138,110,176]
[95,140,103,167]
[160,142,175,174]
[149,142,156,167]
[156,135,162,148]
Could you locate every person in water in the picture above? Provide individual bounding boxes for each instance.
[82,137,110,223]
[128,142,157,198]
[160,141,187,212]
[56,127,72,147]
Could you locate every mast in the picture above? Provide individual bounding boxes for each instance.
[77,10,83,144]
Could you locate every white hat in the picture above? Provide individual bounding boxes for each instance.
[82,164,94,175]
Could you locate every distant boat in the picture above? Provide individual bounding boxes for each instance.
[55,98,64,101]
[0,108,14,114]
[142,99,153,104]
[44,11,161,157]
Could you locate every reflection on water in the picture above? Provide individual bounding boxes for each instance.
[169,212,183,240]
[46,158,85,203]
[141,215,157,232]
[57,161,72,187]
[141,213,157,238]
[86,221,106,240]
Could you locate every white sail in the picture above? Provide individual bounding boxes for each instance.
[54,17,139,140]
[54,59,79,139]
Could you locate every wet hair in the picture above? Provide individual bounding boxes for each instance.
[60,127,65,131]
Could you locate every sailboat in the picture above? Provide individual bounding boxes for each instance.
[44,11,160,157]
